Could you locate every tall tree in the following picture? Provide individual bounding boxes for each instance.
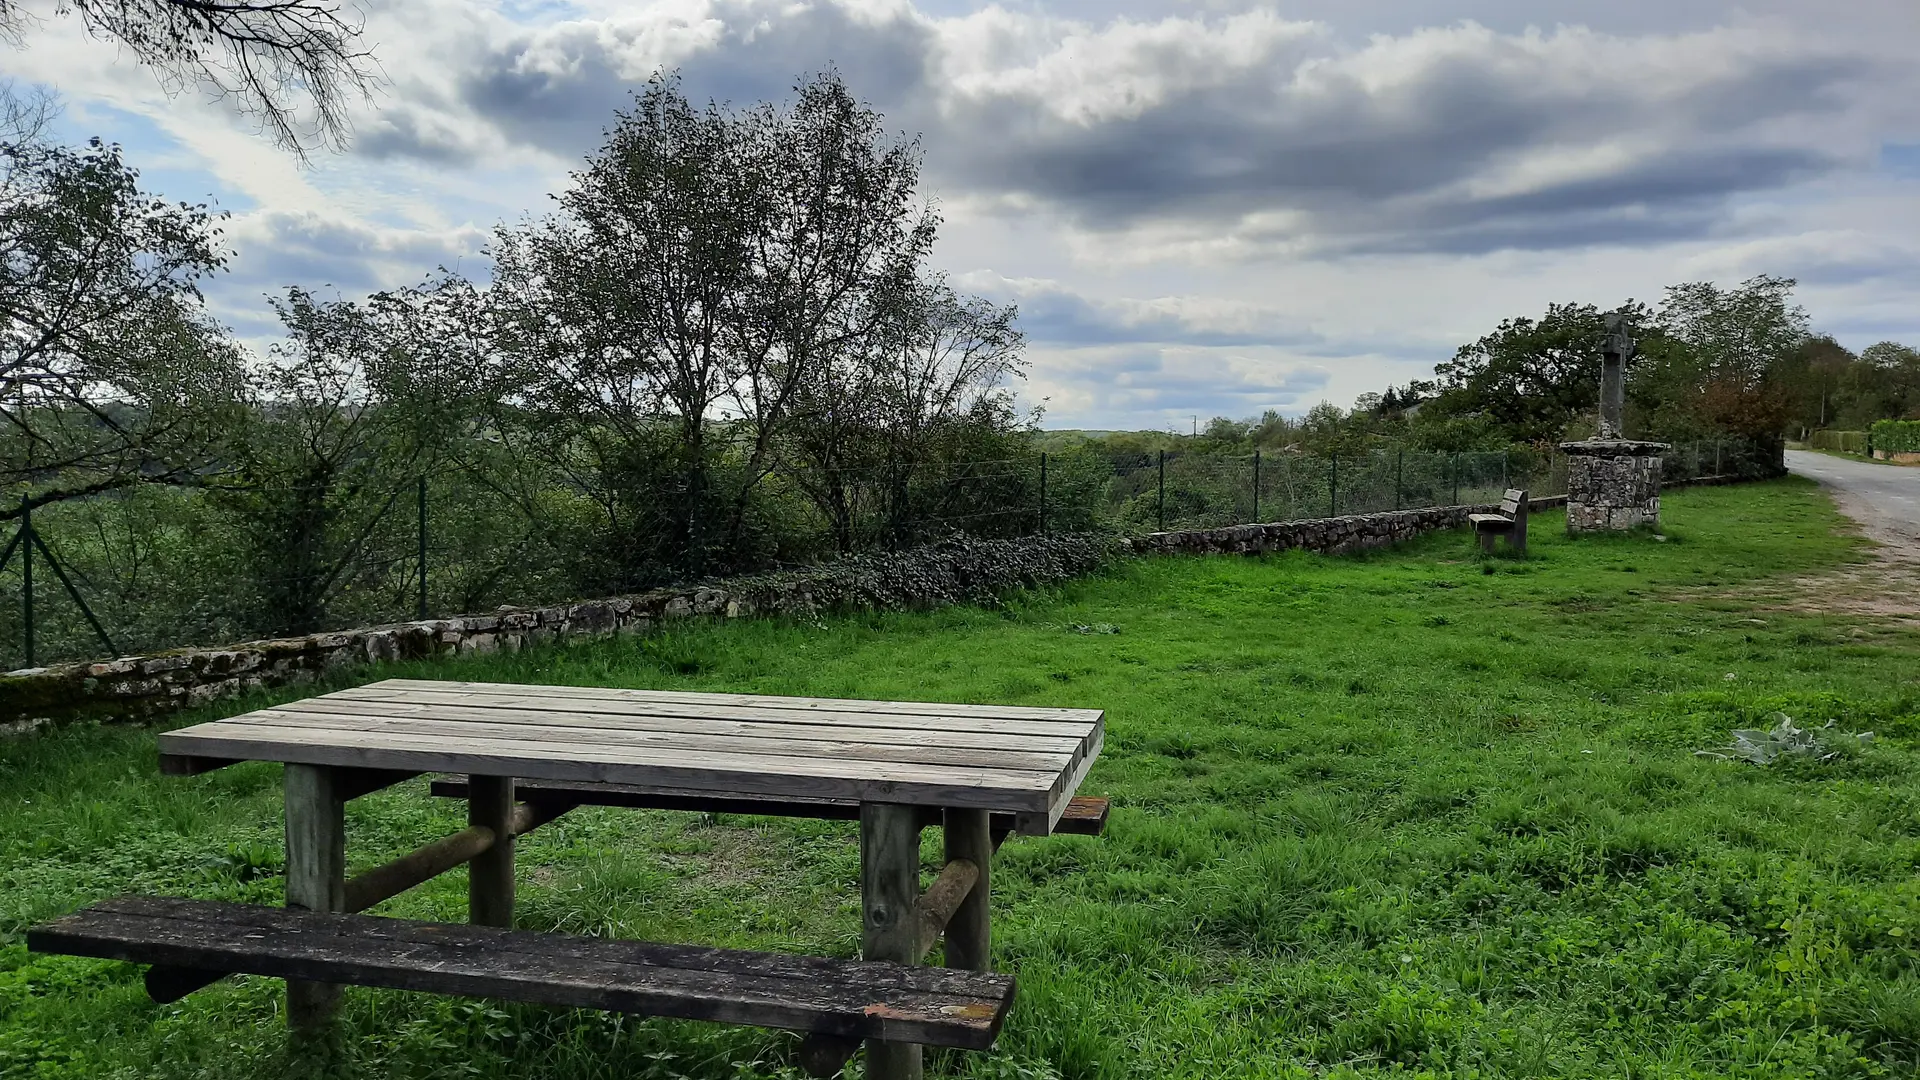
[1,123,246,519]
[488,70,947,582]
[1423,301,1651,446]
[1641,275,1805,439]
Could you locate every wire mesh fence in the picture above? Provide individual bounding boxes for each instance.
[0,439,1752,669]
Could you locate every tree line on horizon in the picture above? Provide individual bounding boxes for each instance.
[1054,275,1919,464]
[5,69,1911,654]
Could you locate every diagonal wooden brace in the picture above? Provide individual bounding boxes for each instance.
[794,857,980,1078]
[144,799,576,1003]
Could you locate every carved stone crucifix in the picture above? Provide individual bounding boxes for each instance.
[1599,313,1634,439]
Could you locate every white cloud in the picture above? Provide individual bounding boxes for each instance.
[11,0,1920,425]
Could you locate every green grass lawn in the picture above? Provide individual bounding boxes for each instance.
[5,478,1920,1079]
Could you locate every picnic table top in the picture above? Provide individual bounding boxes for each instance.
[157,679,1106,833]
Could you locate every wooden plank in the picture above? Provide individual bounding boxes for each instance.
[862,803,924,1080]
[429,780,1113,838]
[1022,721,1106,836]
[336,768,419,801]
[468,776,514,928]
[159,754,241,776]
[92,895,1000,994]
[364,678,1101,725]
[218,708,1081,775]
[157,724,1060,813]
[162,721,1066,793]
[284,763,345,1032]
[278,693,1093,751]
[1056,796,1110,834]
[28,898,1014,1050]
[434,777,867,821]
[149,800,572,1004]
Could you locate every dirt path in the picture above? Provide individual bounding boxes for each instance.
[1777,450,1920,621]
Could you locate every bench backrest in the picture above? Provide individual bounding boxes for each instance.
[1499,489,1528,517]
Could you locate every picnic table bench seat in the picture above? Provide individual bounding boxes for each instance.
[30,896,1015,1050]
[1468,488,1530,554]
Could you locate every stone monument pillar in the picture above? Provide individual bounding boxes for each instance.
[1560,315,1668,532]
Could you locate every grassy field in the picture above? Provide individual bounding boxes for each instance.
[4,478,1920,1079]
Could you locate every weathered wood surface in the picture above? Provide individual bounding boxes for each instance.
[942,810,992,972]
[158,680,1104,832]
[148,797,578,1004]
[283,763,345,1031]
[861,803,924,1080]
[429,778,1112,838]
[31,897,1015,1050]
[467,775,515,928]
[1471,489,1530,554]
[800,845,990,1077]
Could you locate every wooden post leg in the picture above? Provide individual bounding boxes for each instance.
[942,808,991,972]
[1478,529,1495,554]
[861,803,923,1080]
[468,775,515,927]
[284,763,346,1032]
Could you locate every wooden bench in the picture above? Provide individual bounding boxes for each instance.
[427,777,1111,841]
[29,897,1014,1050]
[1468,488,1530,555]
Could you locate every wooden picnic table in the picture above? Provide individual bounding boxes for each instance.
[37,678,1106,1080]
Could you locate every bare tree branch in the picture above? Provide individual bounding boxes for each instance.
[0,0,377,160]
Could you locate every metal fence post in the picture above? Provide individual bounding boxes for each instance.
[1714,439,1723,477]
[1329,454,1338,518]
[1252,450,1261,523]
[1451,454,1460,506]
[20,497,32,667]
[1156,450,1165,531]
[1038,452,1048,534]
[416,476,429,620]
[1394,449,1404,511]
[1500,453,1509,492]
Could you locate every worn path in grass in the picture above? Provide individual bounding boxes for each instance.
[4,479,1920,1080]
[1774,450,1920,621]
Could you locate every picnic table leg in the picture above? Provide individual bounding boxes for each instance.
[861,802,923,1080]
[467,775,515,927]
[942,808,991,971]
[284,763,346,1032]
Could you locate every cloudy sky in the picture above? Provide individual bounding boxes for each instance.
[10,0,1920,430]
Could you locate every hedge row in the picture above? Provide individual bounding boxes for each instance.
[1809,429,1869,453]
[1869,419,1920,454]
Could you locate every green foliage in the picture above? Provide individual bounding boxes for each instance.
[1869,419,1920,454]
[1,124,246,513]
[1421,301,1640,448]
[5,481,1917,1078]
[1811,430,1870,454]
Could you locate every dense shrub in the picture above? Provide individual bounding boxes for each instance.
[1870,419,1920,454]
[727,532,1124,615]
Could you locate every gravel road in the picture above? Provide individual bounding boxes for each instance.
[1785,449,1920,548]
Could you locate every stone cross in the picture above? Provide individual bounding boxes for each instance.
[1599,313,1634,439]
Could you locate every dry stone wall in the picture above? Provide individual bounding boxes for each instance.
[2,498,1559,732]
[1126,497,1567,557]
